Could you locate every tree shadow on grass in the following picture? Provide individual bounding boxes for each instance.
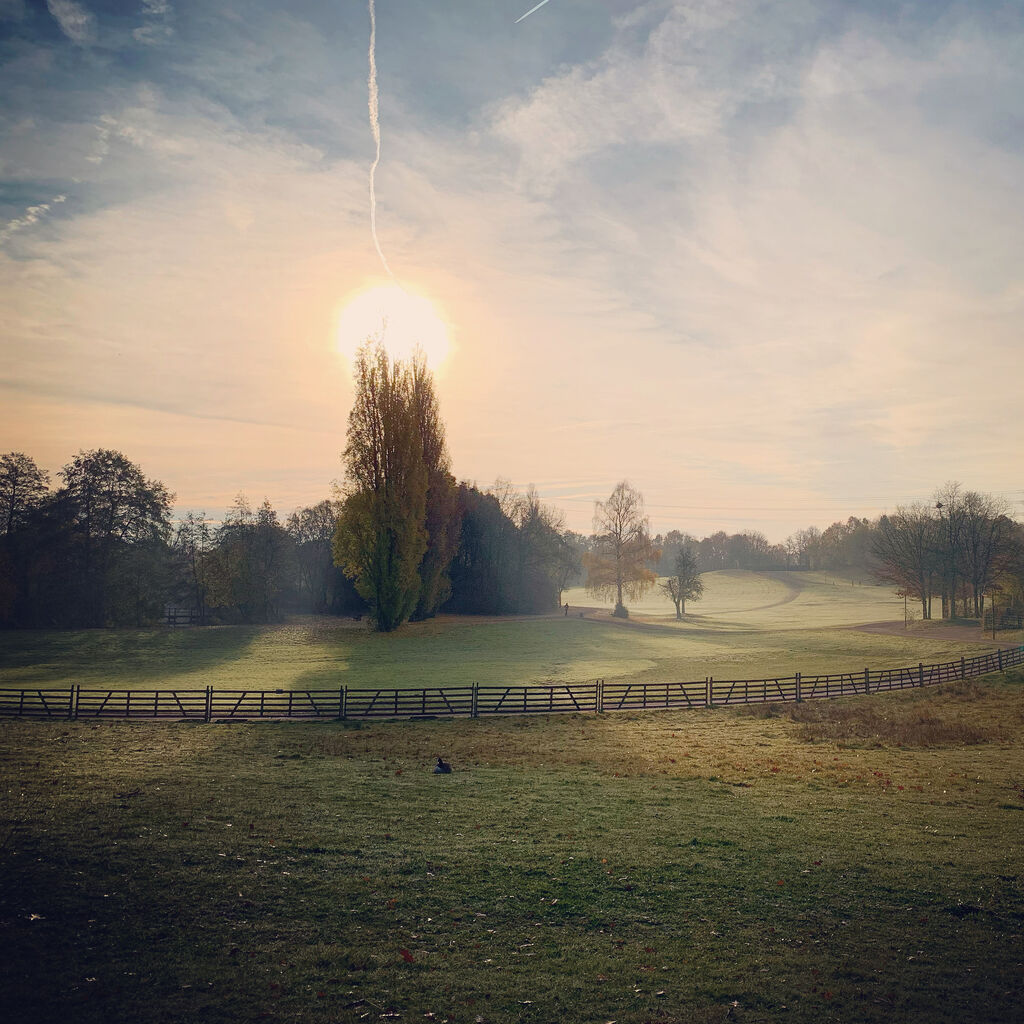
[0,626,262,689]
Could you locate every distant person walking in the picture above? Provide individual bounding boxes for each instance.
[564,602,569,616]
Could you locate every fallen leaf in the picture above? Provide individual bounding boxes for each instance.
[400,948,415,963]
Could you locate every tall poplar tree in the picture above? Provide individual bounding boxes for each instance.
[333,342,429,631]
[410,352,460,620]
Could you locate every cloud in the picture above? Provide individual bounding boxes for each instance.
[3,0,1022,537]
[46,0,96,46]
[0,194,66,243]
[133,0,173,45]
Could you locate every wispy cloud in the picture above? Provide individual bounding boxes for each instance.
[133,0,173,46]
[46,0,96,46]
[2,1,1022,536]
[0,194,66,243]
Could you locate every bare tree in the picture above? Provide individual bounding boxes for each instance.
[959,490,1015,618]
[933,482,970,618]
[660,547,704,619]
[584,481,658,618]
[872,505,938,620]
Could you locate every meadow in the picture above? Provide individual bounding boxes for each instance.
[2,669,1022,1023]
[0,571,1014,693]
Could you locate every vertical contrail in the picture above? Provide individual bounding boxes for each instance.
[367,0,394,279]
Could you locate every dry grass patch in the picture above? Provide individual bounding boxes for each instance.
[741,680,1008,747]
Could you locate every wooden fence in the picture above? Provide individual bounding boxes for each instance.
[1,644,1021,723]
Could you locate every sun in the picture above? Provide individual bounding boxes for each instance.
[335,283,452,368]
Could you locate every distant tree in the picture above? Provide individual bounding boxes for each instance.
[872,505,939,620]
[0,453,49,536]
[56,449,174,626]
[933,482,970,619]
[207,497,294,623]
[654,529,697,575]
[286,500,339,613]
[174,511,212,624]
[443,482,570,615]
[445,484,514,614]
[508,484,566,613]
[333,342,428,631]
[958,490,1015,618]
[785,526,822,570]
[552,530,585,604]
[584,481,659,618]
[660,548,704,619]
[698,530,730,571]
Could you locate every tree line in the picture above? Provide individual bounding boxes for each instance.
[2,348,1021,631]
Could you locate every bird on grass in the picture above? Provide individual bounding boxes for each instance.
[434,756,452,774]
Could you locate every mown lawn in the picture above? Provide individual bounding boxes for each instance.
[564,568,906,629]
[2,571,1010,693]
[0,614,1007,693]
[2,671,1022,1023]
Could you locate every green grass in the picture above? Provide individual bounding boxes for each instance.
[0,616,1000,690]
[3,670,1023,1023]
[566,568,906,629]
[0,570,1014,692]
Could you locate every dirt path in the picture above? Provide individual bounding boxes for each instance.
[852,620,1007,644]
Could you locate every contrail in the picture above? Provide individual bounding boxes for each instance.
[515,0,553,23]
[367,0,394,278]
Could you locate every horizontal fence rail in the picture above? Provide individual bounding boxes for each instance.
[1,644,1021,723]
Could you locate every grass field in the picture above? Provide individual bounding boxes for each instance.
[2,669,1022,1023]
[564,569,905,630]
[0,571,1015,693]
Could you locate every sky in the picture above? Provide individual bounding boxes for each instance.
[1,0,1022,541]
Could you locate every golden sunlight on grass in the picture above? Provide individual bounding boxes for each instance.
[334,282,452,367]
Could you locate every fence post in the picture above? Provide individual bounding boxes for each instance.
[338,686,346,720]
[794,671,802,703]
[205,685,213,723]
[596,678,603,714]
[918,663,924,688]
[67,685,77,721]
[471,682,479,719]
[706,676,713,707]
[864,667,870,694]
[961,656,966,680]
[997,649,1003,672]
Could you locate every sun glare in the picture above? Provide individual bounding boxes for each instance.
[335,284,452,368]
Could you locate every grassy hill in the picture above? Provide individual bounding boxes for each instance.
[564,568,904,629]
[1,571,1013,692]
